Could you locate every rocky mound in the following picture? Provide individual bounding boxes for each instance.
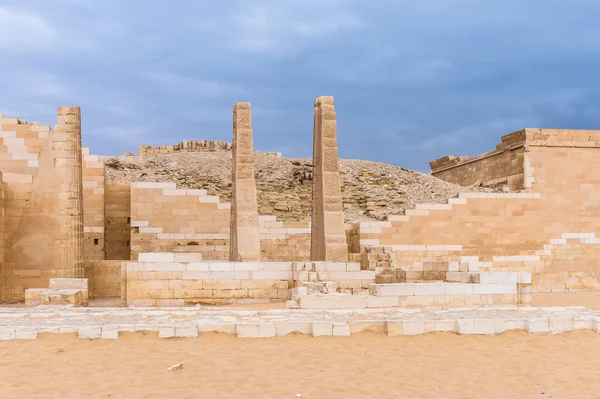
[102,151,481,222]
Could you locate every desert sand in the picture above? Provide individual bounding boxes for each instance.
[0,291,599,399]
[0,329,598,398]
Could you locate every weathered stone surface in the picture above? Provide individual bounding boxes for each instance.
[230,102,261,261]
[311,96,348,262]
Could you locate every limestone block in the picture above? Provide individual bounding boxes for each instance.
[385,321,403,336]
[138,253,176,262]
[334,295,367,309]
[473,283,517,295]
[332,322,351,336]
[101,325,119,339]
[236,323,276,338]
[548,317,574,334]
[0,327,16,341]
[433,319,457,332]
[504,319,527,331]
[311,321,333,337]
[157,299,185,307]
[78,326,102,339]
[478,272,511,284]
[49,278,88,290]
[174,253,203,263]
[15,326,38,340]
[366,296,398,308]
[24,288,46,308]
[197,323,236,335]
[159,326,175,338]
[175,324,199,338]
[444,283,474,295]
[274,322,312,336]
[401,320,426,336]
[370,284,415,297]
[233,262,260,271]
[349,321,386,334]
[457,319,495,335]
[527,318,550,334]
[414,283,446,296]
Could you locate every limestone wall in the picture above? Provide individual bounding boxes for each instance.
[259,216,310,261]
[361,129,600,293]
[430,130,526,189]
[84,260,121,298]
[0,110,86,301]
[104,180,131,260]
[130,182,230,261]
[130,183,313,262]
[82,148,105,260]
[123,254,292,306]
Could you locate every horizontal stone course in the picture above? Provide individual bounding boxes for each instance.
[0,306,597,340]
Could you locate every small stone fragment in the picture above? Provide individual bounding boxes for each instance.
[167,363,184,371]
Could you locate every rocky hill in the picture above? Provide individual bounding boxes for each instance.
[102,150,483,222]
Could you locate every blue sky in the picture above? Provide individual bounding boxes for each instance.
[1,0,599,172]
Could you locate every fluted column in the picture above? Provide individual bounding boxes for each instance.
[52,106,84,277]
[310,96,348,261]
[229,102,261,261]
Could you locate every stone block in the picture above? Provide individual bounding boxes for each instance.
[385,321,403,336]
[332,322,351,336]
[101,325,119,339]
[138,253,176,262]
[275,322,312,336]
[527,318,550,334]
[549,317,574,334]
[311,321,333,337]
[349,321,386,334]
[401,320,426,335]
[159,326,175,338]
[236,323,276,338]
[24,288,46,307]
[197,323,236,335]
[366,296,398,308]
[414,283,446,296]
[49,278,88,290]
[0,327,16,340]
[175,324,199,338]
[15,326,38,340]
[370,284,415,297]
[78,326,102,339]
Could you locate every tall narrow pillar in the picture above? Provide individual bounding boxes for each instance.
[229,102,261,261]
[310,96,349,262]
[53,106,85,277]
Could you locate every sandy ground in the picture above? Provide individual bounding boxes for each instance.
[0,291,598,399]
[0,331,599,399]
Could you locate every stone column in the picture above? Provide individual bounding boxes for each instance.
[229,102,261,261]
[53,106,85,278]
[310,96,349,262]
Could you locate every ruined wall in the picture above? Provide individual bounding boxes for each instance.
[259,216,310,261]
[82,148,105,260]
[130,183,313,261]
[363,129,600,292]
[0,109,85,301]
[139,140,232,156]
[430,130,526,189]
[84,260,121,298]
[104,179,131,260]
[130,182,230,261]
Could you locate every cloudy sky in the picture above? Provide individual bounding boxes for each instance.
[1,0,599,171]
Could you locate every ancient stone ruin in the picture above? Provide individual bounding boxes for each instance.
[0,97,599,338]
